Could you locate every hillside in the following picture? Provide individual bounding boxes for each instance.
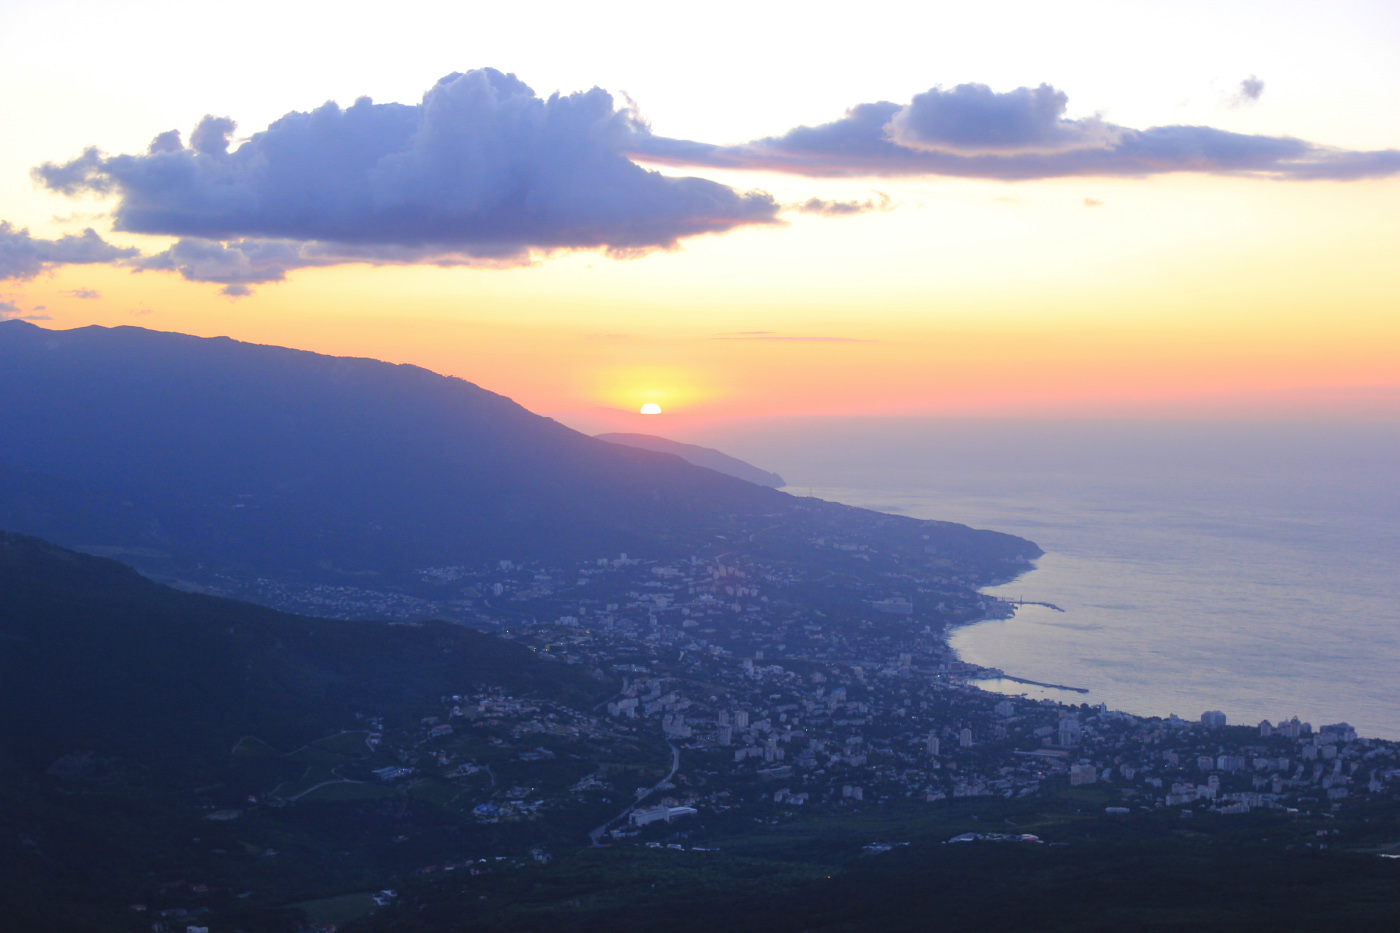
[0,321,1039,609]
[596,432,786,487]
[0,531,617,931]
[0,532,606,778]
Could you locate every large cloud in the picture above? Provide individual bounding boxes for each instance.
[35,69,781,282]
[629,82,1400,181]
[0,221,138,281]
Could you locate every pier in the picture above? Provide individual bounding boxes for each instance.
[984,673,1089,694]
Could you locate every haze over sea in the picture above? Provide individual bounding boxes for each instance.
[696,419,1400,740]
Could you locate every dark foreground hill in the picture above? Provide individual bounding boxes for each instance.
[596,432,786,487]
[0,321,1038,602]
[0,531,605,782]
[0,531,614,931]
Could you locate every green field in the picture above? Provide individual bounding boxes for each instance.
[293,892,382,926]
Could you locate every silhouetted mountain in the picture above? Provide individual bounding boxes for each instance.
[0,321,1038,597]
[0,531,613,931]
[596,432,785,487]
[0,531,603,782]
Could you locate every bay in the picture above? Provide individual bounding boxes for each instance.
[696,419,1400,739]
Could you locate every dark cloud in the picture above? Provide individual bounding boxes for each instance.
[189,115,237,156]
[792,192,893,216]
[130,234,543,295]
[1235,75,1265,106]
[132,238,326,288]
[888,83,1119,155]
[0,220,139,280]
[35,68,781,290]
[629,82,1400,182]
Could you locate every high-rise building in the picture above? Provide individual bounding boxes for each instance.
[1057,716,1081,747]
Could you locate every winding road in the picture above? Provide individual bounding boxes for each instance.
[588,740,680,845]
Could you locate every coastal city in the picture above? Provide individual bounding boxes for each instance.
[247,549,1400,850]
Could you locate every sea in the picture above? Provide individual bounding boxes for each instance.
[693,419,1400,740]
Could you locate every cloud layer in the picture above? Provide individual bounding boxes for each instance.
[0,221,138,281]
[710,331,872,343]
[630,82,1400,181]
[14,72,1400,294]
[793,192,893,216]
[35,69,781,286]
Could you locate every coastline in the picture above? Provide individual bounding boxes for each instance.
[937,555,1098,698]
[775,465,1400,741]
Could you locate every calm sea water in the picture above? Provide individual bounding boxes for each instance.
[693,419,1400,739]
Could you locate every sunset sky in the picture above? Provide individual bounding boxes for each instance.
[3,0,1398,423]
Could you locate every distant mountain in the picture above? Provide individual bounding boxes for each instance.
[0,321,1038,599]
[596,432,785,487]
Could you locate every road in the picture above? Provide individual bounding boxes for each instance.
[588,740,680,845]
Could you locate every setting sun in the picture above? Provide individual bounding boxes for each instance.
[639,403,662,414]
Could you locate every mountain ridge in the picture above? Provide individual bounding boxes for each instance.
[0,320,1039,610]
[596,432,786,487]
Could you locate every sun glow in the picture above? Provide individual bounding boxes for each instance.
[586,364,728,415]
[639,403,662,414]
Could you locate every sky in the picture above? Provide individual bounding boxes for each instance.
[2,0,1398,423]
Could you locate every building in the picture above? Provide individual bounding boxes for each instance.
[1201,710,1227,728]
[1069,764,1097,786]
[629,805,697,828]
[1057,716,1081,747]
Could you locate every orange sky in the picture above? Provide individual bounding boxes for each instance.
[4,2,1399,423]
[15,172,1399,422]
